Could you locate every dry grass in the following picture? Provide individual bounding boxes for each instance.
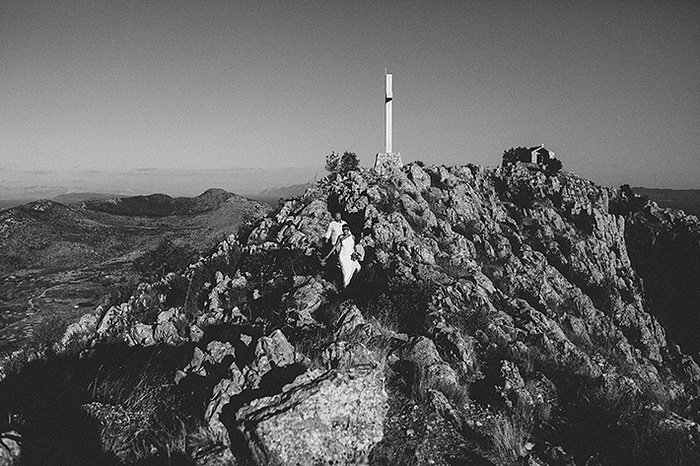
[486,407,532,463]
[410,364,469,408]
[87,365,190,463]
[291,326,334,370]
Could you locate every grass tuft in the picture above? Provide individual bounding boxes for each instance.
[486,410,531,463]
[410,364,469,408]
[87,364,190,464]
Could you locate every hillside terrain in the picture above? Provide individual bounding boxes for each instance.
[0,189,270,353]
[2,164,700,465]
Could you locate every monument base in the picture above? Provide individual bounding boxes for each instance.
[374,152,403,175]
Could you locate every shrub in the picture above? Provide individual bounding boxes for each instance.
[326,151,360,174]
[545,156,563,176]
[325,151,340,173]
[502,147,530,166]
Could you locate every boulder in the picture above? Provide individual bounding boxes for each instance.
[236,366,388,465]
[403,336,461,390]
[498,359,534,412]
[0,430,21,466]
[153,308,188,345]
[244,329,301,388]
[285,277,327,329]
[126,322,155,346]
[58,311,100,350]
[205,372,245,445]
[96,303,131,338]
[322,341,377,372]
[208,271,232,313]
[332,301,370,340]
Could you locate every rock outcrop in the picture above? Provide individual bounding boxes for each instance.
[236,366,387,465]
[5,162,700,465]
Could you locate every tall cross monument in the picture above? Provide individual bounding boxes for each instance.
[385,73,393,153]
[374,72,403,174]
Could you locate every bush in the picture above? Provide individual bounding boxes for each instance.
[502,147,530,166]
[326,151,360,174]
[545,156,563,176]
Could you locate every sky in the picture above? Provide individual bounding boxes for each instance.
[2,0,699,194]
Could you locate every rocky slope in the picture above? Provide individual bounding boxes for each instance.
[2,163,700,465]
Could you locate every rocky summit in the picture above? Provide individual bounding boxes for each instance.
[2,162,700,465]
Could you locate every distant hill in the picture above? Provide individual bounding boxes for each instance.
[633,187,700,217]
[83,187,258,217]
[53,192,120,204]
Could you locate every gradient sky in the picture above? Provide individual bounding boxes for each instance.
[2,0,699,189]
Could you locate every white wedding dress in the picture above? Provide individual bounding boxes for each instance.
[338,234,361,287]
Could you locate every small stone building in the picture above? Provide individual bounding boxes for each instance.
[528,145,553,165]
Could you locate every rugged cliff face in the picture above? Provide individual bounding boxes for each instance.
[2,163,700,466]
[612,190,700,364]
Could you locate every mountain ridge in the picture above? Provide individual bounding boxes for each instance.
[2,163,700,465]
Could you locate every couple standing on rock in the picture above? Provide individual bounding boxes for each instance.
[322,212,364,288]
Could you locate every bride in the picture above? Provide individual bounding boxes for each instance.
[324,224,361,288]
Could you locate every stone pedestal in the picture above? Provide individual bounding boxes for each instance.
[374,152,403,175]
